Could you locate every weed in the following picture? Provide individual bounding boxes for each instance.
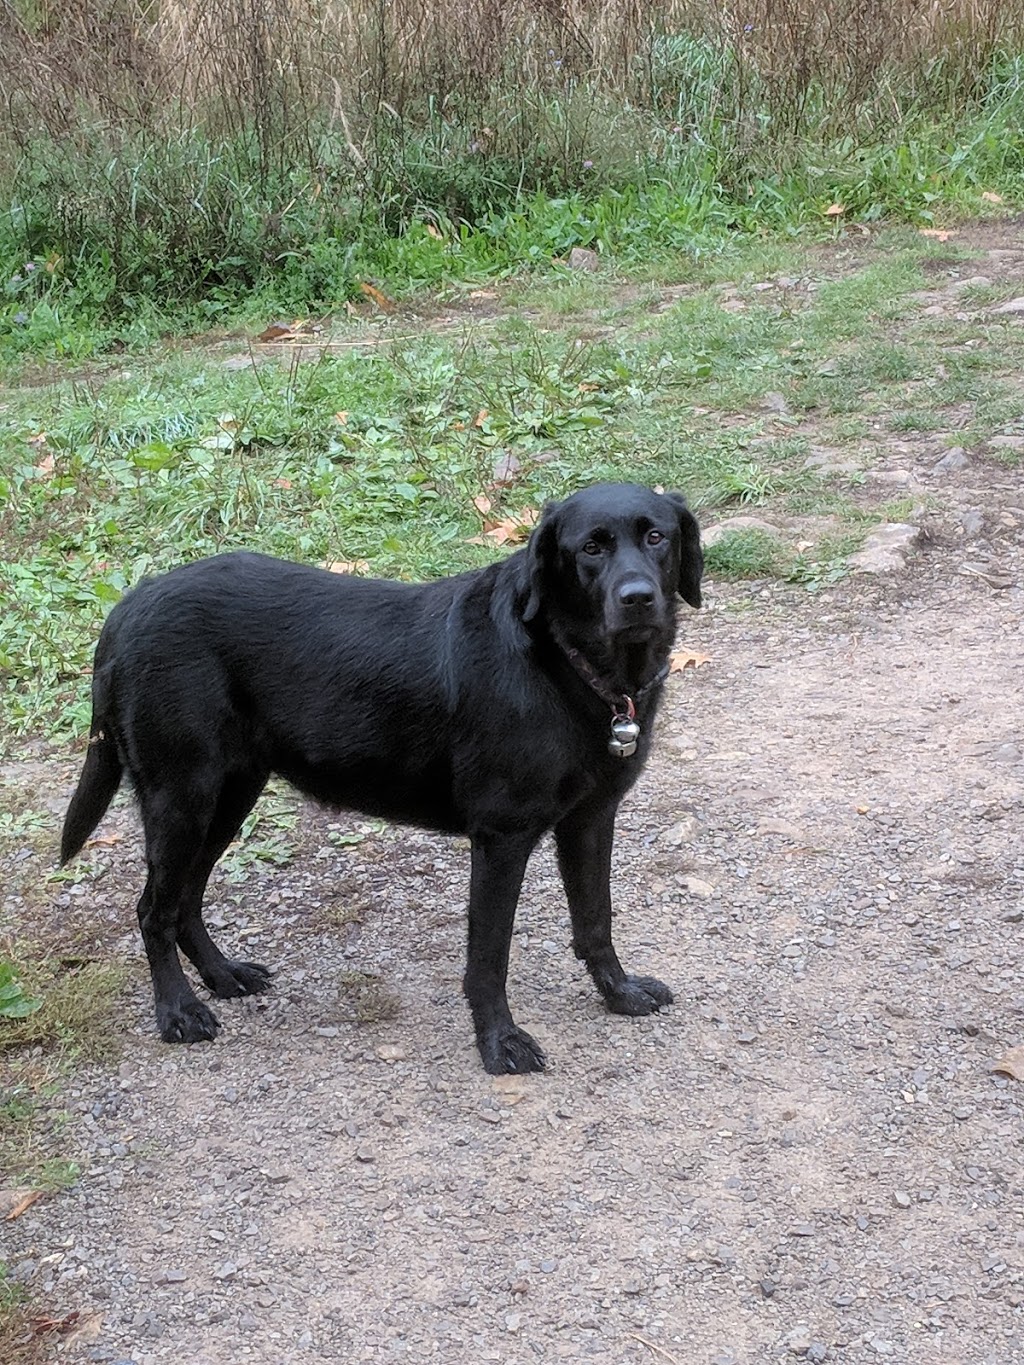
[31,1158,80,1191]
[705,529,790,579]
[889,410,946,433]
[0,958,125,1057]
[0,1260,43,1365]
[334,971,401,1026]
[0,949,123,1194]
[0,963,42,1020]
[219,787,299,884]
[788,530,867,591]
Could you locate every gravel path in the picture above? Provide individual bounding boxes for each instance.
[5,281,1024,1363]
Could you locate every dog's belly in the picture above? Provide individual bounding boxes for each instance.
[273,753,465,835]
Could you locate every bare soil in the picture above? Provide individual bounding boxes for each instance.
[2,225,1024,1365]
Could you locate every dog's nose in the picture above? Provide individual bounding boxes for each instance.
[618,580,656,608]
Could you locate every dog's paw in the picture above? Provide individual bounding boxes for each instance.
[211,960,273,999]
[157,996,221,1044]
[604,974,674,1016]
[479,1025,547,1075]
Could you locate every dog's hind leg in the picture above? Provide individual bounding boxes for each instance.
[555,798,674,1017]
[175,771,273,1000]
[137,795,223,1044]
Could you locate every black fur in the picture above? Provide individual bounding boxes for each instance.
[61,482,703,1073]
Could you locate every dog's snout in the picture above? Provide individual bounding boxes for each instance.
[618,579,656,609]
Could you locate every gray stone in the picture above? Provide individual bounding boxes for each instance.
[931,446,969,474]
[869,468,920,488]
[947,275,991,292]
[702,516,781,549]
[786,1325,813,1354]
[663,816,698,845]
[757,816,805,839]
[802,446,861,475]
[988,434,1024,451]
[567,247,599,272]
[849,523,920,575]
[993,296,1024,314]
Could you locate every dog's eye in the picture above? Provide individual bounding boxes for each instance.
[646,530,665,546]
[582,540,602,556]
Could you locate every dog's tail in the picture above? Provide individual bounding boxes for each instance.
[60,722,123,865]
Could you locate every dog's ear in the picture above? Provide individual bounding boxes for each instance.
[663,492,703,608]
[521,500,561,623]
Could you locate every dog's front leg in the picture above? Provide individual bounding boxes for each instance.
[464,832,546,1074]
[555,799,674,1016]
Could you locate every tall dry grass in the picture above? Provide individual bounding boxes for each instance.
[0,0,1017,158]
[0,0,1021,313]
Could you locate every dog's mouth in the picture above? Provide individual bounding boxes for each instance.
[607,619,661,644]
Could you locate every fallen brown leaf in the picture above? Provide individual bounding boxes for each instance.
[85,832,122,848]
[919,228,955,241]
[63,1311,104,1347]
[824,202,845,217]
[425,223,444,239]
[467,507,538,547]
[359,281,395,312]
[993,1045,1024,1080]
[31,1310,79,1336]
[472,494,493,516]
[490,451,522,487]
[981,191,1004,205]
[324,560,371,575]
[271,477,293,489]
[669,648,711,672]
[255,321,298,342]
[472,408,490,428]
[2,1187,43,1220]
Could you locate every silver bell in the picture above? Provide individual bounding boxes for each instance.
[608,716,641,758]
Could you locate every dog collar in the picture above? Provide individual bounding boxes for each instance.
[557,644,670,758]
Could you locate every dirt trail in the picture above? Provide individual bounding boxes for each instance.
[4,237,1024,1365]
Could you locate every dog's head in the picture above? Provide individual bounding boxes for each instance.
[522,483,703,640]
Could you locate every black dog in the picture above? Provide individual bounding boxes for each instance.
[61,482,702,1073]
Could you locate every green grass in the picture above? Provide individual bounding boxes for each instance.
[705,528,790,579]
[0,958,126,1059]
[0,950,125,1194]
